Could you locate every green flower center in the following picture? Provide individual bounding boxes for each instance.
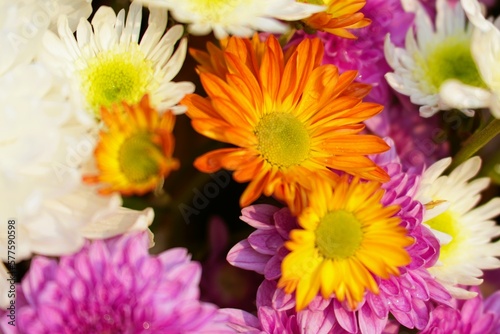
[80,45,154,115]
[315,210,363,259]
[255,113,311,168]
[418,37,485,93]
[425,210,462,261]
[118,132,164,184]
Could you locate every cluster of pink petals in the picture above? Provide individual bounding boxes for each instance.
[419,287,500,333]
[368,101,450,171]
[227,144,452,333]
[2,232,231,334]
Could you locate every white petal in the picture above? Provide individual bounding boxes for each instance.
[439,79,491,109]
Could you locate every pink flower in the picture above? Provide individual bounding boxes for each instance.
[1,232,231,334]
[222,280,411,334]
[367,101,450,171]
[420,287,500,333]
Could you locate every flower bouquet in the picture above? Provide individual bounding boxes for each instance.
[2,0,500,333]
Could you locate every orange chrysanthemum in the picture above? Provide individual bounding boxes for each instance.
[301,0,371,38]
[182,35,389,213]
[84,95,179,195]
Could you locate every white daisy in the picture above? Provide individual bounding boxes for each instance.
[384,0,486,118]
[0,0,91,77]
[0,62,155,264]
[0,2,156,307]
[440,0,500,118]
[137,0,324,39]
[416,156,500,299]
[40,1,194,116]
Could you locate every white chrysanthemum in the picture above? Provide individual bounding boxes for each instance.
[384,0,486,118]
[137,0,324,39]
[416,156,500,299]
[0,62,154,265]
[0,0,91,77]
[40,1,194,115]
[440,0,500,118]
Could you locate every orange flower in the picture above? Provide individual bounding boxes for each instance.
[84,95,179,195]
[301,0,371,38]
[182,35,389,213]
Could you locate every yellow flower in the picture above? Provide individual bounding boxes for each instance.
[300,0,371,38]
[183,35,389,214]
[84,95,179,195]
[278,175,413,310]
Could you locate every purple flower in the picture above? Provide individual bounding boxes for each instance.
[222,280,341,333]
[420,287,500,333]
[2,232,231,334]
[227,156,451,332]
[222,280,408,334]
[367,100,450,171]
[288,0,414,109]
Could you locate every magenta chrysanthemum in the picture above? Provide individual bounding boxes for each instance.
[288,0,414,109]
[227,144,451,332]
[420,287,500,333]
[222,280,344,333]
[367,102,450,171]
[2,232,231,334]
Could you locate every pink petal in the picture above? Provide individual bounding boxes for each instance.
[240,204,280,229]
[248,229,284,255]
[359,302,387,334]
[227,240,270,274]
[273,208,298,240]
[264,255,282,280]
[367,292,389,319]
[219,308,262,332]
[334,300,358,333]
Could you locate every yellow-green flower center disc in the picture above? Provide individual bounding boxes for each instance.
[315,210,363,259]
[80,45,154,115]
[418,37,485,93]
[118,132,164,184]
[255,113,311,168]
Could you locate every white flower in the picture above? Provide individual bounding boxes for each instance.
[440,0,500,118]
[40,1,194,115]
[0,62,155,264]
[0,1,158,308]
[0,264,10,309]
[0,0,91,76]
[137,0,324,39]
[416,157,500,299]
[384,0,485,117]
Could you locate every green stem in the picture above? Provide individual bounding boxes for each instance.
[448,118,500,171]
[278,28,296,47]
